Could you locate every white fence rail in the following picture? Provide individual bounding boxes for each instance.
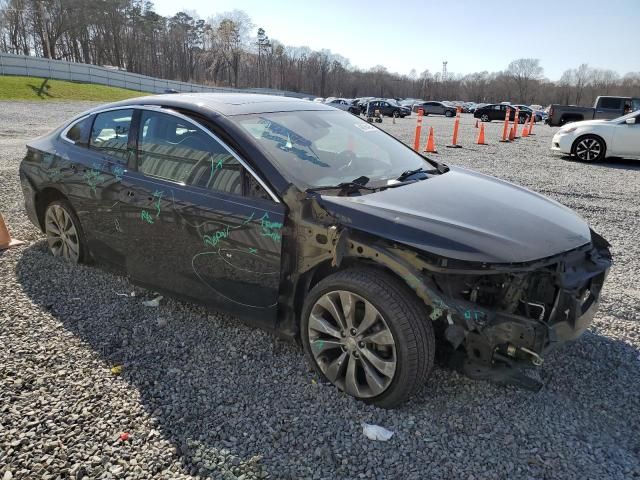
[0,53,309,98]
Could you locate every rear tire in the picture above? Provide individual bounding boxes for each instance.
[480,114,490,122]
[572,135,606,162]
[43,200,88,264]
[301,268,435,408]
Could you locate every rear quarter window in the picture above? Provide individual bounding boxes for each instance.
[63,116,93,146]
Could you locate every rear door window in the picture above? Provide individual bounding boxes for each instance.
[89,109,134,163]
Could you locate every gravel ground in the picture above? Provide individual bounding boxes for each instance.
[1,102,639,480]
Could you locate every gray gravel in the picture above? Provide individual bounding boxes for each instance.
[1,102,639,480]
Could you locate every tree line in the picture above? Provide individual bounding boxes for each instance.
[1,0,638,106]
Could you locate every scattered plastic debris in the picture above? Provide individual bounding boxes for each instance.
[110,365,123,376]
[362,423,394,441]
[311,379,317,385]
[119,432,130,442]
[142,295,163,307]
[116,291,136,297]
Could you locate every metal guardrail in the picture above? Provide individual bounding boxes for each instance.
[0,52,310,98]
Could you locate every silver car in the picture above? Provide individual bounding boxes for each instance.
[413,101,457,117]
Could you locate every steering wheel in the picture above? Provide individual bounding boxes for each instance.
[336,150,357,172]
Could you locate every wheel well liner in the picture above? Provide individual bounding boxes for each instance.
[35,187,68,231]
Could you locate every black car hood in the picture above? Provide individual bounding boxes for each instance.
[317,166,591,264]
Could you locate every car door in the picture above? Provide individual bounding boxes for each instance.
[121,108,285,323]
[59,108,134,269]
[490,105,502,120]
[434,102,446,115]
[611,112,640,157]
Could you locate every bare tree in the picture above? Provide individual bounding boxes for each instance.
[507,58,544,104]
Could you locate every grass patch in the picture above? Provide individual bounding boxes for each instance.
[0,75,143,101]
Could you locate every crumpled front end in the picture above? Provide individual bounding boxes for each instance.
[431,230,612,390]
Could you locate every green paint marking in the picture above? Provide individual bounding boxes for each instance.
[208,157,225,185]
[141,210,154,224]
[203,225,231,248]
[152,190,164,218]
[112,165,124,182]
[259,212,283,242]
[83,169,102,194]
[313,340,325,350]
[248,247,258,254]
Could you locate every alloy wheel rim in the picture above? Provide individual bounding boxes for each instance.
[576,138,601,161]
[45,205,80,262]
[308,290,397,398]
[481,114,489,121]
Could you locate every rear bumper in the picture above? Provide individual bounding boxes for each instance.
[19,168,41,230]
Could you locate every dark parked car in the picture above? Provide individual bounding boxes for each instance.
[364,99,410,118]
[20,94,611,407]
[474,104,529,123]
[412,101,457,117]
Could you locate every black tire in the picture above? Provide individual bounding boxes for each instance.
[571,135,606,162]
[518,116,526,124]
[445,110,454,117]
[392,110,399,118]
[480,113,490,122]
[301,268,435,408]
[43,199,89,264]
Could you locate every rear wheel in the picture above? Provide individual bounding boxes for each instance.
[392,110,399,118]
[301,268,435,408]
[44,200,87,263]
[480,113,490,122]
[572,135,605,162]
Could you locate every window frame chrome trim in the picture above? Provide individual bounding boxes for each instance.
[80,104,281,203]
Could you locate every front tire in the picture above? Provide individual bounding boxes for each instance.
[44,200,87,264]
[445,110,454,117]
[572,135,606,162]
[301,268,435,408]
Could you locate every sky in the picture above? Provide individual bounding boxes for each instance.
[151,0,640,81]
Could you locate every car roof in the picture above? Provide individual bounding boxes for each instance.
[91,93,335,117]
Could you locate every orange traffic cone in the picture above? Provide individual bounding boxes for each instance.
[522,124,529,137]
[475,119,479,128]
[476,123,487,145]
[508,125,515,141]
[423,126,438,153]
[0,214,24,250]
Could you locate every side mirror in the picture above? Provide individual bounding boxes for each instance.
[625,117,636,125]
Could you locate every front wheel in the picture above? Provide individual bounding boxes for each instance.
[572,135,605,162]
[301,268,435,408]
[445,110,454,117]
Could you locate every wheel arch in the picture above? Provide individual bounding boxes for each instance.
[291,240,443,339]
[34,187,69,231]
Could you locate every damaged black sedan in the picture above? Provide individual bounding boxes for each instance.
[20,94,612,408]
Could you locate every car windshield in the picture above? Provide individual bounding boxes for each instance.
[233,110,433,189]
[387,99,400,106]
